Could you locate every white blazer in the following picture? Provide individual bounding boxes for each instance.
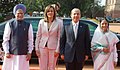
[35,18,62,53]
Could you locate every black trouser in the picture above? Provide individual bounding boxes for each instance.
[65,56,84,70]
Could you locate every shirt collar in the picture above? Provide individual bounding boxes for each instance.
[72,21,79,26]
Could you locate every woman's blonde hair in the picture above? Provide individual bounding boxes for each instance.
[44,5,56,22]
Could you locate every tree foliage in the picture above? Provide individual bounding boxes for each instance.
[0,1,19,16]
[0,0,104,20]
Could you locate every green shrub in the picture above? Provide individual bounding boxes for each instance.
[0,16,4,23]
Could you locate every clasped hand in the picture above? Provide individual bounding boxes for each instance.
[103,47,110,53]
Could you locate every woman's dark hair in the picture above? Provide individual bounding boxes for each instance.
[99,17,109,28]
[100,17,109,23]
[104,17,109,23]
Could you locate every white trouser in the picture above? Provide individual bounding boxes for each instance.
[2,55,29,70]
[38,47,58,70]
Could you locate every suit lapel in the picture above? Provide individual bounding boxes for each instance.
[44,22,49,33]
[76,21,83,39]
[69,22,75,41]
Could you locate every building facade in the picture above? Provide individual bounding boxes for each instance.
[105,0,120,18]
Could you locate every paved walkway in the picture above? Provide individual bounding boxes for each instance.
[30,64,120,70]
[1,64,118,70]
[109,23,120,33]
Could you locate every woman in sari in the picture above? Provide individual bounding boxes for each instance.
[91,18,119,70]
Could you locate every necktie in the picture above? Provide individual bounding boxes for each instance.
[74,24,77,39]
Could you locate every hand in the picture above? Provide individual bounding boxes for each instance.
[103,47,110,53]
[36,50,40,58]
[5,53,11,58]
[26,53,31,61]
[54,52,59,57]
[113,61,117,67]
[61,55,64,60]
[85,55,89,61]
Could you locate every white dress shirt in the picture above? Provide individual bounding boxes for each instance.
[72,21,79,39]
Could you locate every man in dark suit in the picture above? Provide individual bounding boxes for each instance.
[60,8,91,70]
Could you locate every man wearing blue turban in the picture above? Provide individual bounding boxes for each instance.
[13,4,26,15]
[2,4,34,70]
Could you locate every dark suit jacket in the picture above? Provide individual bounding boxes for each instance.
[60,21,91,63]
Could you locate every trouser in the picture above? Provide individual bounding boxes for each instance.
[65,55,84,70]
[38,47,58,70]
[2,55,29,70]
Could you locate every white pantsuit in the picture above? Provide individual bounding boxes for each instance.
[35,18,62,70]
[38,47,58,70]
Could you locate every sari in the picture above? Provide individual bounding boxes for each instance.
[91,26,119,70]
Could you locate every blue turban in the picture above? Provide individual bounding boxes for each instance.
[13,4,26,15]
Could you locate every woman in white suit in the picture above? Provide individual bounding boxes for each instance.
[35,5,62,70]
